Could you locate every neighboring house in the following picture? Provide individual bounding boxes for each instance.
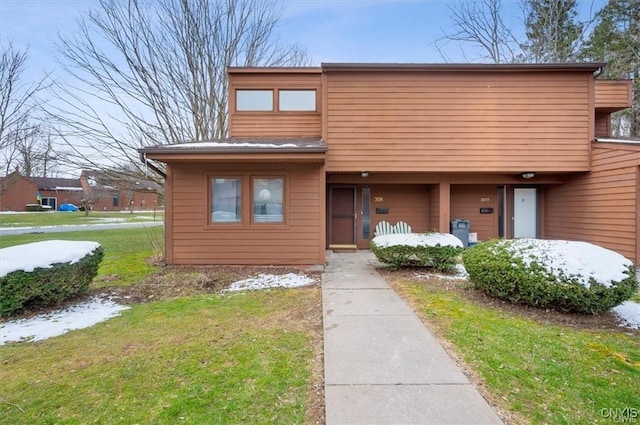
[140,63,637,266]
[0,170,163,212]
[80,170,163,212]
[0,171,83,211]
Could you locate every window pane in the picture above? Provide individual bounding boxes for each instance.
[236,90,273,111]
[212,178,241,223]
[253,178,283,223]
[279,90,316,111]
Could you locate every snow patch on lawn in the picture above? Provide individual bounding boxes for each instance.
[612,301,640,330]
[0,296,129,345]
[224,273,317,292]
[503,239,633,288]
[0,240,101,277]
[373,232,463,249]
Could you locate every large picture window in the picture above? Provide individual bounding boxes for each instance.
[252,177,284,223]
[211,178,241,223]
[236,90,273,111]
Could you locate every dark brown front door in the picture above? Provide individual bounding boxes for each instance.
[330,186,356,246]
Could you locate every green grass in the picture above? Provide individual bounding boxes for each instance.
[0,211,164,228]
[0,227,163,286]
[0,289,319,424]
[393,278,640,424]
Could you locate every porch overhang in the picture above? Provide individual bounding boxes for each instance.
[139,137,327,164]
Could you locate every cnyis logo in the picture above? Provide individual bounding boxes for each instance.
[600,408,638,423]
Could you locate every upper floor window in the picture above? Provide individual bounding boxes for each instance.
[236,90,273,111]
[279,90,316,111]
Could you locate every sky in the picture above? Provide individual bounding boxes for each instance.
[1,0,607,79]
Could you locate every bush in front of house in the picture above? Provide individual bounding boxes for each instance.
[0,241,104,317]
[371,232,464,272]
[462,239,638,314]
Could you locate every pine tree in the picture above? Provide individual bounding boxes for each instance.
[583,0,640,137]
[522,0,584,62]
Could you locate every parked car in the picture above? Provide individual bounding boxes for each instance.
[59,203,79,212]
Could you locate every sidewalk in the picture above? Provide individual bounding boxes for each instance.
[322,251,503,424]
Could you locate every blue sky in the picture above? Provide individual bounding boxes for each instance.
[2,0,607,80]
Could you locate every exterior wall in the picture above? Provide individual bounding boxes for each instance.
[428,185,440,232]
[40,189,83,208]
[91,190,162,212]
[229,70,322,138]
[595,111,611,137]
[325,70,593,173]
[545,143,640,262]
[450,185,499,242]
[595,80,633,110]
[0,176,38,211]
[168,162,324,265]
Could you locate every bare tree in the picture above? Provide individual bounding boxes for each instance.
[50,0,309,182]
[437,0,520,63]
[2,122,66,177]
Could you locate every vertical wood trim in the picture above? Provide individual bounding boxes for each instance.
[636,166,640,265]
[228,83,236,137]
[165,165,174,264]
[439,176,451,233]
[538,186,545,239]
[321,71,328,141]
[319,164,327,260]
[506,185,514,239]
[588,75,595,167]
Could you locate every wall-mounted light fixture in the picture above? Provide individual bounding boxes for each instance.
[361,171,369,178]
[521,172,536,179]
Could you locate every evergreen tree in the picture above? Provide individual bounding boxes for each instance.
[522,0,584,62]
[583,0,640,137]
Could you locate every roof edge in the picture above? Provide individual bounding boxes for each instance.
[321,62,606,72]
[228,67,322,74]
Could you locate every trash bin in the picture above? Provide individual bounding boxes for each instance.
[450,219,470,247]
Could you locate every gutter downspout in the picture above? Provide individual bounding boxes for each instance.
[594,67,604,78]
[139,152,167,179]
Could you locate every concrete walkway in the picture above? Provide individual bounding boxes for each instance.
[323,251,503,425]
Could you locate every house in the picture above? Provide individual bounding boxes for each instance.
[80,170,163,212]
[139,63,636,266]
[0,169,163,212]
[0,171,83,211]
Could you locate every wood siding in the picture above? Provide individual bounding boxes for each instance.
[595,111,611,137]
[168,162,324,265]
[229,71,322,138]
[325,71,592,173]
[369,184,430,235]
[595,80,633,110]
[450,185,498,241]
[545,143,640,262]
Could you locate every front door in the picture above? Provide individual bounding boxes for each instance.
[329,186,356,246]
[513,188,537,238]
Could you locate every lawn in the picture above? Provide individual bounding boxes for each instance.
[0,211,163,228]
[0,288,322,424]
[386,272,640,424]
[0,227,163,286]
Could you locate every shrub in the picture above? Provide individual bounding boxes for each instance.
[0,241,104,317]
[371,232,463,272]
[462,239,638,314]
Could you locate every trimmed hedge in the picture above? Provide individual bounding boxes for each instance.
[462,239,638,314]
[371,233,463,272]
[0,246,104,317]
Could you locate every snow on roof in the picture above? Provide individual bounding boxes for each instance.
[55,186,84,191]
[372,232,464,248]
[0,240,101,277]
[503,239,633,288]
[172,141,300,149]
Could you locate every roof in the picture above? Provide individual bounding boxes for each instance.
[140,138,327,155]
[321,62,606,72]
[81,169,162,192]
[29,176,82,191]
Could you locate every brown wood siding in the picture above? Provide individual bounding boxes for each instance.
[229,72,322,138]
[168,162,323,265]
[429,185,440,232]
[595,80,633,110]
[325,71,592,173]
[369,184,430,236]
[545,143,640,262]
[450,185,498,241]
[595,111,611,137]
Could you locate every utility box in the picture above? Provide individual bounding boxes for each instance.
[451,219,470,247]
